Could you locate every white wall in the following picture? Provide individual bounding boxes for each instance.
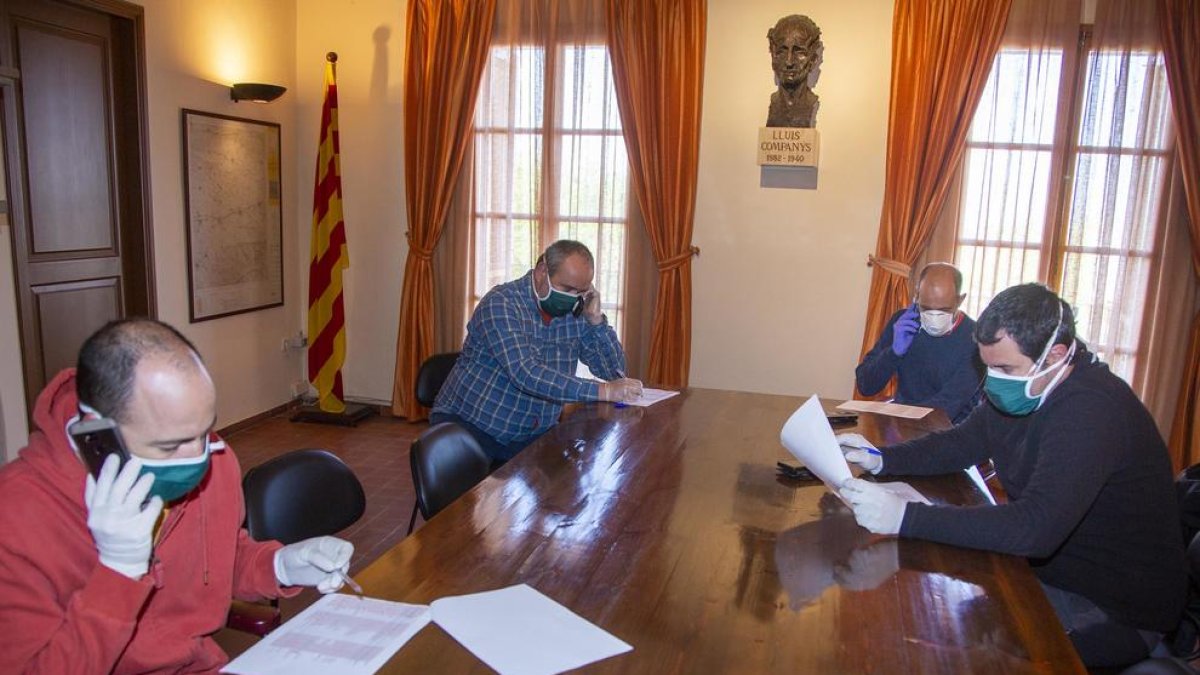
[690,0,893,399]
[294,0,409,405]
[136,0,303,428]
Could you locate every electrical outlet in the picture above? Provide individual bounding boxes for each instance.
[281,332,308,351]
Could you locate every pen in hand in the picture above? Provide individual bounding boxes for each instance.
[339,570,364,598]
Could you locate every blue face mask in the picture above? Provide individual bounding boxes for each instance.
[137,436,211,503]
[984,305,1075,416]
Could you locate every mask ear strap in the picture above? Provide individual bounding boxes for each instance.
[78,402,103,420]
[1031,300,1066,371]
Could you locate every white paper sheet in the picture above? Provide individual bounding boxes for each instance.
[621,388,679,408]
[780,395,854,490]
[431,584,632,675]
[222,594,432,675]
[836,399,933,419]
[965,465,997,505]
[877,481,932,505]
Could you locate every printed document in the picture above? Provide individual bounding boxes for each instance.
[223,585,632,675]
[222,594,431,675]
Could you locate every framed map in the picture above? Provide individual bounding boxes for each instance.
[182,109,283,322]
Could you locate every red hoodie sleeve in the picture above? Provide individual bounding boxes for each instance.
[0,545,153,675]
[231,529,301,601]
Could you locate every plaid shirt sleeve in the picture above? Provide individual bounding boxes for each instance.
[579,317,625,380]
[476,293,602,402]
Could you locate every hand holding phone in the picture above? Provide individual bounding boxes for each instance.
[892,303,921,356]
[69,417,132,479]
[84,453,162,579]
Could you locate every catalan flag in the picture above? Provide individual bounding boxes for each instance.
[307,53,349,413]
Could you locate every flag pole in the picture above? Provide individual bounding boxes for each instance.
[293,51,373,427]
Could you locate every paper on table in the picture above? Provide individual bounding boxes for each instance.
[431,584,632,675]
[836,399,933,419]
[965,465,997,505]
[780,394,854,490]
[622,387,679,408]
[876,481,932,505]
[221,594,432,675]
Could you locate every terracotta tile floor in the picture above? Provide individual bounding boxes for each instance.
[213,410,429,657]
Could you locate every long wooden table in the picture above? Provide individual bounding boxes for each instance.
[356,388,1084,673]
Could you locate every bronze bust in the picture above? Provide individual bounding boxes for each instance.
[766,15,823,128]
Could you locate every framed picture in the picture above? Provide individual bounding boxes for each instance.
[182,109,283,322]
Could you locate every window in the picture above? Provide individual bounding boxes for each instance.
[471,42,630,334]
[955,28,1173,381]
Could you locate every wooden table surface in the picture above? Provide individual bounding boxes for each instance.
[355,388,1084,674]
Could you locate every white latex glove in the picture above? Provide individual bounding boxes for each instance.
[84,454,163,579]
[274,536,353,593]
[837,433,883,475]
[600,378,643,403]
[841,478,909,535]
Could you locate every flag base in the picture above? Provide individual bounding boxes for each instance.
[290,402,375,427]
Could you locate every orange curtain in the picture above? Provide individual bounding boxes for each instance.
[392,0,496,418]
[605,0,705,389]
[1160,0,1200,469]
[856,0,1011,396]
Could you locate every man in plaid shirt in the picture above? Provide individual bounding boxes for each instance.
[432,240,643,462]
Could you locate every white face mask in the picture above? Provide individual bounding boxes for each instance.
[920,310,955,337]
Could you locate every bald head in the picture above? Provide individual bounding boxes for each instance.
[76,318,205,423]
[915,263,965,313]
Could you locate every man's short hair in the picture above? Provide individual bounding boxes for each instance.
[537,240,594,276]
[917,262,963,296]
[76,318,201,422]
[975,284,1075,359]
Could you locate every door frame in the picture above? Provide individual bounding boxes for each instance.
[0,0,156,416]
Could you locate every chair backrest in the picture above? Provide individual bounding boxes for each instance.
[243,449,366,545]
[415,351,461,408]
[410,422,491,521]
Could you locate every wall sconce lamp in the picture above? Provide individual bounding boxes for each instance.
[230,82,287,103]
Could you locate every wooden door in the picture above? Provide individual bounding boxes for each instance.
[0,0,153,410]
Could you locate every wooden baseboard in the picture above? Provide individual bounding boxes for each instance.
[217,398,301,437]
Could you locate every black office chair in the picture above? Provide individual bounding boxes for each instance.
[1115,468,1200,673]
[227,449,366,636]
[415,351,461,408]
[407,422,490,534]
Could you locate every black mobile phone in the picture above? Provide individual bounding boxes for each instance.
[826,412,859,427]
[776,461,818,482]
[571,293,588,317]
[69,417,132,479]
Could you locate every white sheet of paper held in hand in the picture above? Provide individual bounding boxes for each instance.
[221,594,432,675]
[780,395,854,492]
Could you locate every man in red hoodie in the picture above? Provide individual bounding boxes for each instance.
[0,318,355,674]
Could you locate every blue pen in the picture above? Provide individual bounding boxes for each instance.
[864,447,883,456]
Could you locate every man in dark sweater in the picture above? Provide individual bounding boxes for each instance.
[855,263,983,423]
[842,283,1186,668]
